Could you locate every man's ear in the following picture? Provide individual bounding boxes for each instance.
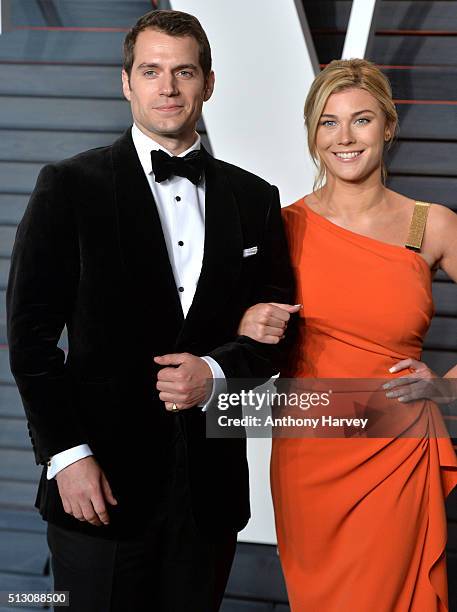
[121,69,132,102]
[203,71,215,102]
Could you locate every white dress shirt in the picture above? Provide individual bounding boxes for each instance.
[47,124,226,479]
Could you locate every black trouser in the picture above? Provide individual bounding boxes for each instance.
[47,433,237,612]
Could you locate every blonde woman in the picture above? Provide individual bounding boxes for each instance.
[239,59,457,610]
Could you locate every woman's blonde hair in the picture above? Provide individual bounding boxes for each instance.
[304,58,398,190]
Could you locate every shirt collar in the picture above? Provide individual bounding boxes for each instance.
[131,123,201,176]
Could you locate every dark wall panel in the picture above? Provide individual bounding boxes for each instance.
[304,1,457,31]
[0,129,121,163]
[395,105,457,142]
[387,69,457,103]
[0,449,41,482]
[387,141,457,176]
[0,63,123,98]
[0,97,130,131]
[0,195,29,225]
[0,386,23,418]
[387,176,457,210]
[315,34,457,66]
[425,317,457,351]
[0,30,124,64]
[0,162,43,194]
[12,0,151,28]
[433,283,457,317]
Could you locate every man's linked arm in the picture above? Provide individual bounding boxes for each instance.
[207,185,297,381]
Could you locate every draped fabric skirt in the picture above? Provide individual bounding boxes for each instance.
[271,402,457,611]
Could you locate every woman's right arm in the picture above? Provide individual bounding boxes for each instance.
[238,302,301,344]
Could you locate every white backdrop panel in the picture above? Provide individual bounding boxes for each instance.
[170,0,319,546]
[342,0,379,59]
[170,0,317,207]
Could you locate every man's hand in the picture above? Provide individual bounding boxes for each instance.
[55,456,117,527]
[154,353,212,411]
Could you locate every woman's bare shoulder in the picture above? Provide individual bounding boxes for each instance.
[423,203,457,265]
[388,190,456,226]
[427,204,457,238]
[386,189,416,213]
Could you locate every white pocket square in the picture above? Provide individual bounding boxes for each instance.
[243,246,258,258]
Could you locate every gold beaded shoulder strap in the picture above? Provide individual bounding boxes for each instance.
[405,201,431,252]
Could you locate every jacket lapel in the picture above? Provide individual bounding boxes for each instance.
[176,148,243,345]
[111,130,184,339]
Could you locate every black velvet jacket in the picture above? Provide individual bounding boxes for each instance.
[7,130,295,537]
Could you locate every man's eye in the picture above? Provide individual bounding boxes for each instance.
[178,70,192,77]
[144,70,156,76]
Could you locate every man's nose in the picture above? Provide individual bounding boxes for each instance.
[159,73,178,96]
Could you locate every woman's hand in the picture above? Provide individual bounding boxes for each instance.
[238,302,301,344]
[383,358,457,403]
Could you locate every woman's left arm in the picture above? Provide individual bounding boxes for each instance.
[437,205,457,379]
[384,205,457,402]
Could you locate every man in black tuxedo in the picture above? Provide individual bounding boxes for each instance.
[7,9,295,612]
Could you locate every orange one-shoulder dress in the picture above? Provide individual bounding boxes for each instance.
[271,198,457,611]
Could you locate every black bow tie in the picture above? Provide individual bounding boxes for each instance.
[150,149,205,185]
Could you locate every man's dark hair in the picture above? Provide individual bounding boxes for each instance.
[123,10,212,81]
